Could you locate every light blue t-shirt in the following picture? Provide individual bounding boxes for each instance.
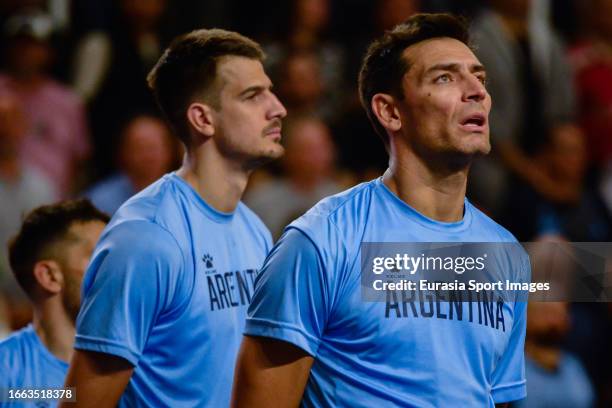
[515,353,594,408]
[246,178,529,407]
[0,324,68,407]
[75,173,272,407]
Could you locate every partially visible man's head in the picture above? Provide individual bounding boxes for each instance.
[3,10,55,78]
[527,302,570,347]
[8,199,109,321]
[278,51,324,111]
[120,0,166,30]
[282,115,335,181]
[292,0,330,33]
[543,123,587,184]
[147,29,287,167]
[359,13,491,162]
[118,114,175,185]
[147,29,265,144]
[375,0,419,32]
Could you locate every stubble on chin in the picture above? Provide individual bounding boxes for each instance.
[244,143,285,171]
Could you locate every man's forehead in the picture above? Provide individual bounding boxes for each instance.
[216,56,271,90]
[401,37,482,75]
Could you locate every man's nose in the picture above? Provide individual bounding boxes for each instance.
[464,76,487,103]
[268,92,287,119]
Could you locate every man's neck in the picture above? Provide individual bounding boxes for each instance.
[383,148,469,223]
[176,146,250,213]
[32,302,75,363]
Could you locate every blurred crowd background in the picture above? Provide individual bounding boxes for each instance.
[0,0,610,406]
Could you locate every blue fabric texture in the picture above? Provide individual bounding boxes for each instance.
[246,178,529,407]
[75,173,272,407]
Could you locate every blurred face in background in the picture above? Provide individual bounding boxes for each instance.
[120,0,167,30]
[545,124,587,184]
[377,0,419,32]
[527,302,570,347]
[280,52,324,108]
[0,91,26,155]
[119,116,175,184]
[6,35,51,78]
[294,0,330,33]
[283,117,335,181]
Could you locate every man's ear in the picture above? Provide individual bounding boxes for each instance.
[32,260,63,295]
[371,93,401,133]
[186,102,215,140]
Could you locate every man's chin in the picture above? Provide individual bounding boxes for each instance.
[460,139,491,156]
[245,146,285,170]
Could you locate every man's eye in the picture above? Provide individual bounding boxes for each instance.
[435,74,452,83]
[477,75,487,85]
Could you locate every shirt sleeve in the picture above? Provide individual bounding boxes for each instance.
[491,254,529,403]
[74,220,184,366]
[244,227,332,357]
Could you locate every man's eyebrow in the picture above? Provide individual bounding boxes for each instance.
[424,63,486,75]
[238,84,272,97]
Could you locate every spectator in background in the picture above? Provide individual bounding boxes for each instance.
[376,0,420,32]
[568,0,612,171]
[245,115,343,238]
[503,123,612,241]
[264,0,346,122]
[469,0,577,217]
[0,90,56,331]
[0,200,108,396]
[514,302,594,408]
[333,0,421,181]
[84,114,177,215]
[276,51,334,121]
[0,9,90,197]
[74,0,168,180]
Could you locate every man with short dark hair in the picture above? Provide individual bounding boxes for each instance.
[232,14,528,407]
[0,199,108,401]
[63,29,286,407]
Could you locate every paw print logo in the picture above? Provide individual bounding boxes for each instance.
[202,254,214,269]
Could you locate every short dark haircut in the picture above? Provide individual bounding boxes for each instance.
[8,199,109,298]
[147,29,265,145]
[358,13,470,148]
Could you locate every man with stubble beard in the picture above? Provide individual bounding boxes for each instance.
[233,14,529,408]
[63,29,286,407]
[1,199,108,403]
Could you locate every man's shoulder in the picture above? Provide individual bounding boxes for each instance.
[110,175,195,239]
[288,180,377,245]
[237,201,273,244]
[96,177,187,261]
[0,326,31,352]
[469,202,519,243]
[0,326,33,383]
[112,175,175,222]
